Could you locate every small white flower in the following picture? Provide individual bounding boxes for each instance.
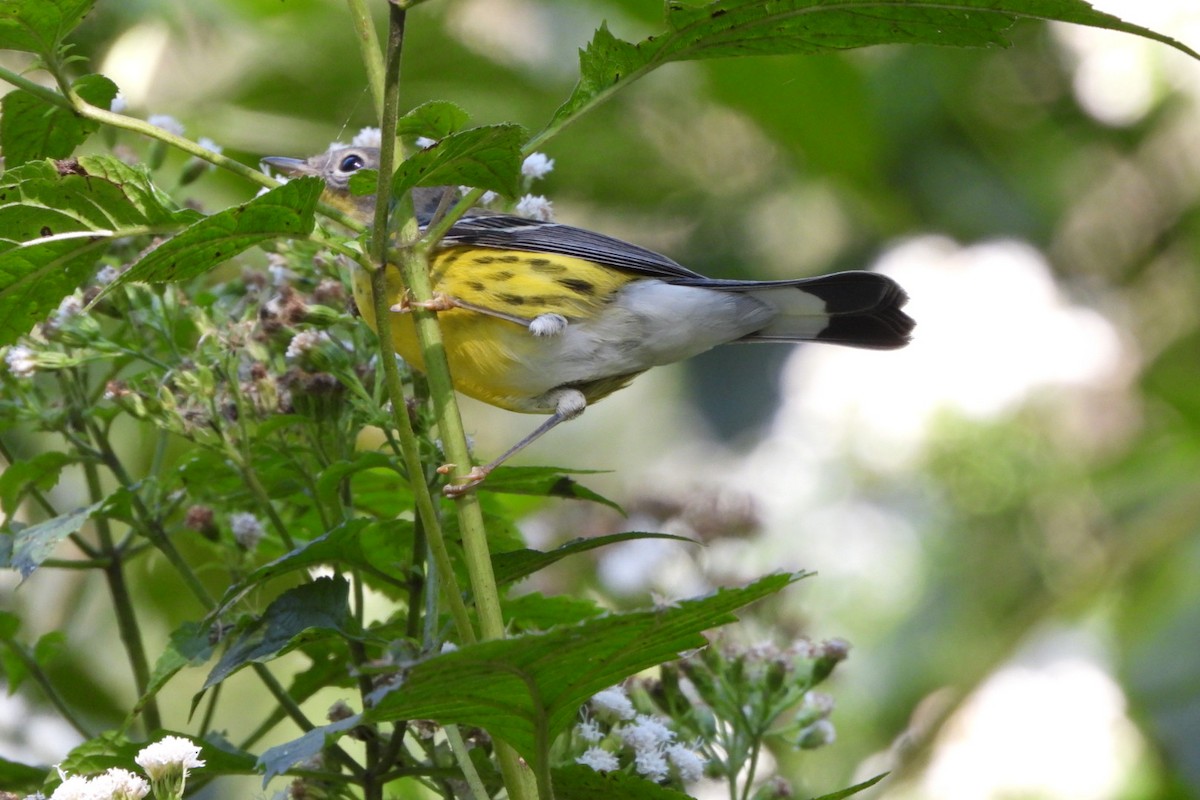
[665,743,706,783]
[352,127,382,148]
[515,194,554,222]
[286,330,331,359]
[575,717,603,743]
[576,746,619,773]
[415,136,438,149]
[135,735,205,778]
[473,189,499,206]
[48,774,91,800]
[229,512,265,550]
[521,152,555,180]
[110,93,128,113]
[90,768,150,800]
[633,746,669,782]
[590,686,635,721]
[135,735,204,799]
[196,137,223,155]
[618,714,675,751]
[440,641,458,653]
[5,345,37,378]
[147,115,185,136]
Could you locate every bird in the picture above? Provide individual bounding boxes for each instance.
[262,147,915,493]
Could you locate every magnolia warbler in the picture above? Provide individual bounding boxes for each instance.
[263,147,915,491]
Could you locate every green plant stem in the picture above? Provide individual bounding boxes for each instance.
[445,724,489,800]
[81,455,162,731]
[344,0,387,120]
[367,268,474,642]
[0,64,71,109]
[61,373,162,732]
[369,5,535,798]
[358,3,479,645]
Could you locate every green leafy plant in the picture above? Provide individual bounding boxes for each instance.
[0,1,1196,799]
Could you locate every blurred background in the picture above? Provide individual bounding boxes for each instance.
[4,0,1200,798]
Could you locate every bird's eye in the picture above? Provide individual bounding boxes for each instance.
[339,154,365,173]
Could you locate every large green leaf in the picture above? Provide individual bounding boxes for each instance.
[363,573,805,765]
[0,155,197,346]
[202,576,354,691]
[0,0,93,57]
[548,0,1200,133]
[0,74,117,166]
[391,123,525,198]
[114,176,324,286]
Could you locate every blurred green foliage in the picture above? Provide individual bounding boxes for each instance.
[3,0,1200,798]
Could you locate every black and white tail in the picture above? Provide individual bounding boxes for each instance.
[686,271,914,350]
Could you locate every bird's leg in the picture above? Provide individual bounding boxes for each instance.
[394,293,564,335]
[391,292,460,313]
[443,388,587,498]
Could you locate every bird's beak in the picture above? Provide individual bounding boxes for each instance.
[260,156,312,177]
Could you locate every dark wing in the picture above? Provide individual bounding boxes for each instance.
[435,213,709,281]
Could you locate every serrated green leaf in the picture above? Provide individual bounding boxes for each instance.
[551,765,695,799]
[392,124,525,198]
[0,74,117,166]
[809,772,889,800]
[396,100,472,140]
[0,155,197,346]
[364,572,806,765]
[202,576,353,691]
[481,465,623,511]
[492,531,696,586]
[9,499,105,578]
[0,0,93,56]
[115,176,324,287]
[549,0,1200,134]
[0,450,75,516]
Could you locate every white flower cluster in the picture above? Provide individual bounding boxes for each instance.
[285,329,332,360]
[42,735,204,800]
[574,685,706,784]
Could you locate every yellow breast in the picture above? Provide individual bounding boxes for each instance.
[351,247,637,413]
